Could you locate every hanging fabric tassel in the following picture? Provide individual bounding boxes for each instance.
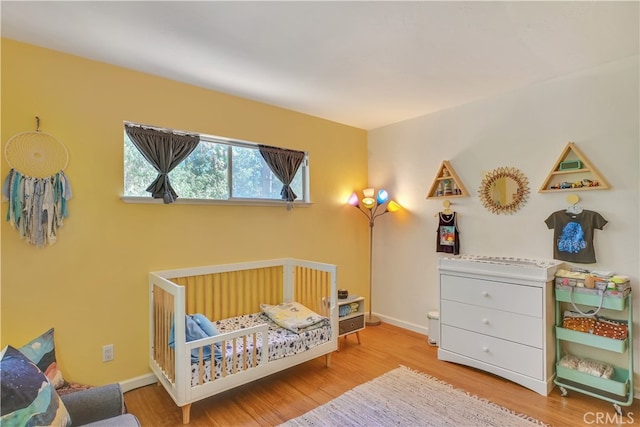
[2,168,72,247]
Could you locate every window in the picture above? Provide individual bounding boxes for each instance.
[123,125,308,204]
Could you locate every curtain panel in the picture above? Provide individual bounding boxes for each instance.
[258,144,305,203]
[125,125,200,204]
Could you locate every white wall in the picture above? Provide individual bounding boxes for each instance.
[367,56,639,380]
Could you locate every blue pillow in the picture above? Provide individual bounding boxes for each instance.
[191,313,219,337]
[0,345,71,426]
[168,315,222,361]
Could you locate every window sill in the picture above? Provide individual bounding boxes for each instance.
[120,196,312,208]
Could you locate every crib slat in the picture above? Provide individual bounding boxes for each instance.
[221,339,227,378]
[232,338,237,375]
[198,348,204,385]
[242,335,247,371]
[252,334,257,368]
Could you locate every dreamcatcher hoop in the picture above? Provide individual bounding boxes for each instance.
[4,117,69,178]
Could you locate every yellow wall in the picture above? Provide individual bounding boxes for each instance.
[1,39,369,385]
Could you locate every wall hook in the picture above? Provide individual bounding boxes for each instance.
[35,116,41,132]
[442,200,453,214]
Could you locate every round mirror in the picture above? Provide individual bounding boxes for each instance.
[478,167,530,214]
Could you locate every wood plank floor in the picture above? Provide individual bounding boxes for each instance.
[124,323,639,426]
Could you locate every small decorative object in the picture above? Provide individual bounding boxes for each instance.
[443,179,452,195]
[559,160,582,170]
[338,289,349,299]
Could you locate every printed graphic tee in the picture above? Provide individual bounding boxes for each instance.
[544,210,607,263]
[436,212,460,255]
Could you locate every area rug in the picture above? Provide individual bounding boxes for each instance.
[281,366,547,427]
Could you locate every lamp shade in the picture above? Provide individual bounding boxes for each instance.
[363,188,375,198]
[377,189,389,204]
[362,197,376,209]
[348,192,359,207]
[387,200,401,212]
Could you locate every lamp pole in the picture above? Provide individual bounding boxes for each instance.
[366,217,381,325]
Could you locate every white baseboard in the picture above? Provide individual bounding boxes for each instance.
[119,372,157,393]
[374,312,429,336]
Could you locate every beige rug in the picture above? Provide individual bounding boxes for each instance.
[281,366,547,427]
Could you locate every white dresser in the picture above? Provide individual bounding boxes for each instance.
[438,256,563,395]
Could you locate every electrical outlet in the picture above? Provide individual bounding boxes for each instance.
[102,344,114,362]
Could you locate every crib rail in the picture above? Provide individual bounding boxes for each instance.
[173,265,283,320]
[188,324,269,386]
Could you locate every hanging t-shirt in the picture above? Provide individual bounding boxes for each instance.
[436,212,459,255]
[544,210,607,263]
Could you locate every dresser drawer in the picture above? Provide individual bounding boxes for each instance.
[440,300,542,348]
[441,325,543,380]
[339,315,364,335]
[441,274,542,317]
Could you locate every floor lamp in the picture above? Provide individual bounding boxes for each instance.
[348,188,401,326]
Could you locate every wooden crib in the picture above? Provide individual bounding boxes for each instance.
[149,258,338,424]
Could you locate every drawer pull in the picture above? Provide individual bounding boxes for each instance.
[482,318,489,325]
[481,291,489,297]
[482,346,489,353]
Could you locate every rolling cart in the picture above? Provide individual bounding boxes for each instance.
[554,285,633,415]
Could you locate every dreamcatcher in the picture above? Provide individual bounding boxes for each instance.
[3,117,72,247]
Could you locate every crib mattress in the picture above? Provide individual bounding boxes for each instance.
[191,313,331,386]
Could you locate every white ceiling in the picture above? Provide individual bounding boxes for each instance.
[2,1,638,130]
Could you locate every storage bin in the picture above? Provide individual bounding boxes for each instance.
[428,310,439,346]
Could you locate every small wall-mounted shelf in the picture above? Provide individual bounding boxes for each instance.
[426,161,469,199]
[539,142,610,193]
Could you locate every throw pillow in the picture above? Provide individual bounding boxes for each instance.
[19,328,64,389]
[190,313,220,337]
[169,315,222,361]
[0,345,72,426]
[261,301,328,333]
[190,314,222,360]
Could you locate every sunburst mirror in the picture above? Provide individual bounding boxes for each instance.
[478,167,530,214]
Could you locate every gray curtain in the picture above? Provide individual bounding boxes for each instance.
[125,125,200,204]
[258,144,305,202]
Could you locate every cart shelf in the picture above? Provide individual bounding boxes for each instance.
[554,287,628,310]
[555,327,628,353]
[556,365,629,397]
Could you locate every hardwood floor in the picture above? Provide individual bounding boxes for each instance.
[124,323,639,426]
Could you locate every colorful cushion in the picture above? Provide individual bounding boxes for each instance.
[260,301,329,333]
[0,345,71,426]
[19,328,64,389]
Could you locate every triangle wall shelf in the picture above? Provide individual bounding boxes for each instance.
[538,142,610,193]
[426,160,469,199]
